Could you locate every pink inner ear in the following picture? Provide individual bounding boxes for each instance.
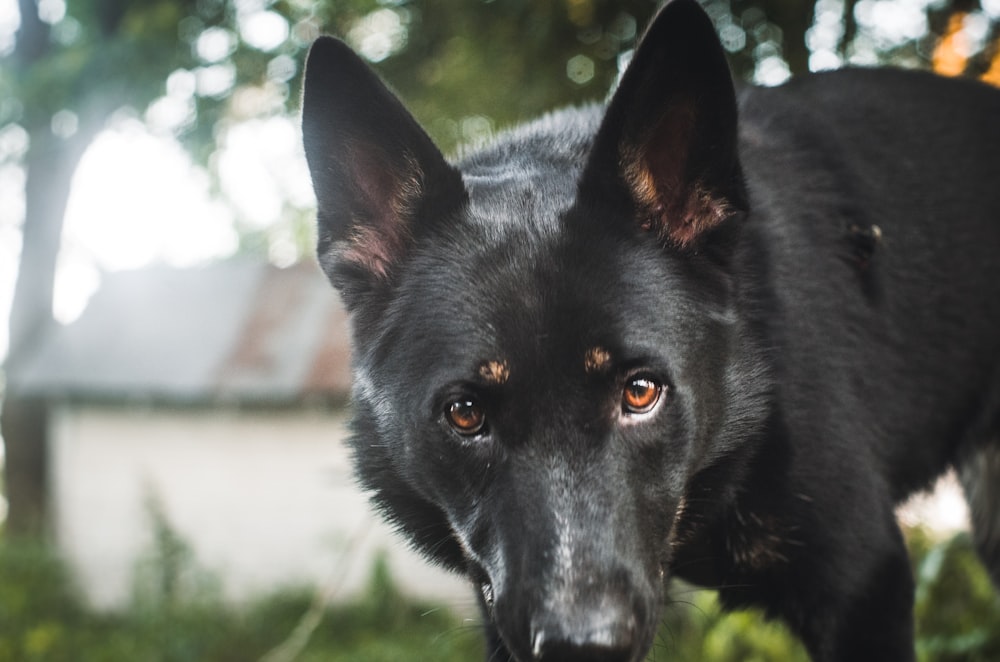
[338,142,424,280]
[623,99,731,248]
[662,182,733,247]
[339,225,404,281]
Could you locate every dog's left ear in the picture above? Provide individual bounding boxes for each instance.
[580,0,746,249]
[301,37,465,308]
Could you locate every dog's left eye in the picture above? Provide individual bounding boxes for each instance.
[622,376,662,415]
[445,399,487,435]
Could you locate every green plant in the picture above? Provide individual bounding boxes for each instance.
[911,528,1000,662]
[0,524,996,661]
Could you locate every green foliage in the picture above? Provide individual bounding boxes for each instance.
[365,0,660,153]
[0,540,85,647]
[1,524,998,661]
[645,527,1000,662]
[652,588,811,661]
[0,532,484,662]
[277,555,484,662]
[910,529,1000,662]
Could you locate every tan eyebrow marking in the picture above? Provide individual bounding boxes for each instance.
[584,346,612,373]
[479,359,510,385]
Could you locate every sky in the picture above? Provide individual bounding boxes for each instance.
[0,111,314,361]
[54,113,315,322]
[0,0,315,360]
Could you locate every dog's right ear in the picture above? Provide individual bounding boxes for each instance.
[302,37,465,308]
[578,0,746,251]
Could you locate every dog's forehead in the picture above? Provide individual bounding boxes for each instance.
[413,241,641,374]
[456,111,596,236]
[400,235,611,382]
[461,166,576,237]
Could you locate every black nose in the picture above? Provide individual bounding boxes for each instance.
[533,639,634,662]
[531,614,637,662]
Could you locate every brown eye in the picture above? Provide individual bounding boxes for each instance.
[446,399,487,435]
[622,376,662,414]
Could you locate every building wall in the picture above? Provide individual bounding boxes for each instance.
[49,404,473,611]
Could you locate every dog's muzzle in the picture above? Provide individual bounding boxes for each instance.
[529,596,640,662]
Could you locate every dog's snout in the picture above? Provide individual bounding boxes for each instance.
[533,638,635,662]
[535,643,633,662]
[529,605,638,662]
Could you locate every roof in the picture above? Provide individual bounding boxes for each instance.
[8,260,353,406]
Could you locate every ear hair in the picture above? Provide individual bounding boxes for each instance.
[580,0,746,250]
[621,100,737,249]
[302,36,465,307]
[331,146,423,281]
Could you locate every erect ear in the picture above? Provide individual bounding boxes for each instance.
[579,0,746,250]
[301,37,465,307]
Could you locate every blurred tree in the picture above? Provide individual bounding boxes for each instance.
[2,0,999,536]
[1,0,170,537]
[0,0,322,536]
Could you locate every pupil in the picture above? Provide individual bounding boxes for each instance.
[625,377,659,411]
[631,382,650,400]
[450,401,482,430]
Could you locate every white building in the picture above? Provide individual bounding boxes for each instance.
[9,260,471,610]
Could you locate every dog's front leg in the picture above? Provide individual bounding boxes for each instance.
[770,499,918,662]
[707,469,918,662]
[797,538,916,662]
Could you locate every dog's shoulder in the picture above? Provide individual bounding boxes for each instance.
[740,67,1000,146]
[738,67,1000,212]
[781,67,999,108]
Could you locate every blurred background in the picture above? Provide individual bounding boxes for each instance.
[1,0,999,660]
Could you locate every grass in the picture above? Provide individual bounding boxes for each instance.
[0,526,997,661]
[0,538,484,662]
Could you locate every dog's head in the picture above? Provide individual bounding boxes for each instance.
[303,1,768,659]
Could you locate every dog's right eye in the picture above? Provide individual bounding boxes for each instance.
[622,375,663,415]
[445,399,487,436]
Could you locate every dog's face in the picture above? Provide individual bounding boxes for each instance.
[303,1,767,659]
[354,221,744,658]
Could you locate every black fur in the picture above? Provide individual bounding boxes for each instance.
[301,1,1000,660]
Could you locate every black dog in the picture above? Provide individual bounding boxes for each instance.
[301,1,1000,659]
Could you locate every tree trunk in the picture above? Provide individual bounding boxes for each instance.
[1,398,49,536]
[763,0,816,76]
[3,126,95,538]
[2,0,102,537]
